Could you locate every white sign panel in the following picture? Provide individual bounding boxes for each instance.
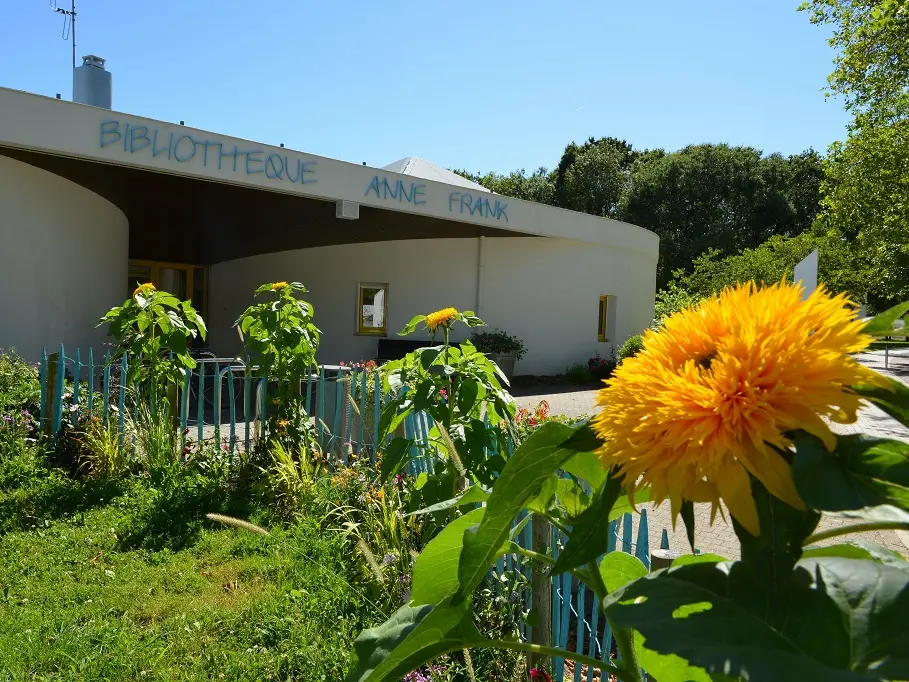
[794,249,819,300]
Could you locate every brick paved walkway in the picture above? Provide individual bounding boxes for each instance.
[516,348,909,560]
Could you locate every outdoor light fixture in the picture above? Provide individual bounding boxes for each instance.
[336,200,359,220]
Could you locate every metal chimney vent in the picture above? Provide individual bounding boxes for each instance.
[73,54,112,109]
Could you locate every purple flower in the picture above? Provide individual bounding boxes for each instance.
[382,553,397,566]
[1,414,12,423]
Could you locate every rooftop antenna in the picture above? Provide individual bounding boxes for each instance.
[51,0,76,70]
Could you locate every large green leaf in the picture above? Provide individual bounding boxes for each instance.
[799,557,909,679]
[551,471,621,576]
[604,560,884,681]
[731,477,820,624]
[793,433,909,511]
[380,437,412,481]
[561,449,607,490]
[801,540,908,569]
[671,553,728,567]
[851,377,909,430]
[399,315,427,336]
[406,485,489,517]
[635,638,712,682]
[455,422,580,600]
[559,420,603,454]
[598,550,648,592]
[863,300,909,336]
[346,599,482,682]
[607,487,651,521]
[410,508,484,606]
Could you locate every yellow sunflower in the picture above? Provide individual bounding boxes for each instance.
[593,281,882,536]
[426,307,458,331]
[271,281,289,291]
[133,282,156,298]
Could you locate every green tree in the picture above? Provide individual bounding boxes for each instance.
[653,230,874,323]
[561,141,626,217]
[802,0,909,308]
[619,144,823,285]
[452,168,556,206]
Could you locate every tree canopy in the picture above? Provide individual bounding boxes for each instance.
[802,0,909,308]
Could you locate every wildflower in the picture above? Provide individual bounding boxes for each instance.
[592,281,880,536]
[276,418,291,430]
[529,669,552,682]
[133,282,156,298]
[382,553,397,566]
[425,307,458,331]
[270,281,288,290]
[438,388,448,402]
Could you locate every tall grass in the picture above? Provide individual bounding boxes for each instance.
[126,400,179,483]
[77,416,130,478]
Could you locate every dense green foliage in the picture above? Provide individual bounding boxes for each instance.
[458,141,823,288]
[801,0,909,310]
[616,335,645,362]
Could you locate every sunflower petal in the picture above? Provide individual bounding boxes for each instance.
[715,460,760,536]
[738,443,806,511]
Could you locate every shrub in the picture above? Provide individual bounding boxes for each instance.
[564,363,595,384]
[587,353,616,381]
[470,329,527,361]
[617,334,645,362]
[0,350,40,415]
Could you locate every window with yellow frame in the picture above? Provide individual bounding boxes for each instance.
[128,260,208,321]
[597,296,609,342]
[357,282,388,336]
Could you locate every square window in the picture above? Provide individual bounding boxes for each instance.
[357,283,388,336]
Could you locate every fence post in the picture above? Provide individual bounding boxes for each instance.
[118,354,127,446]
[53,345,65,435]
[42,350,57,437]
[530,515,552,670]
[87,348,94,419]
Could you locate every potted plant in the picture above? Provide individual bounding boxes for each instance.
[470,328,526,380]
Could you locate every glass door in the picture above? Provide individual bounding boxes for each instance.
[128,259,208,322]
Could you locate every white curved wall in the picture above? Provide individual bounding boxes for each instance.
[0,155,129,360]
[209,237,656,376]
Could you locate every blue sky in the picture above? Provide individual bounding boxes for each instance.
[3,0,845,173]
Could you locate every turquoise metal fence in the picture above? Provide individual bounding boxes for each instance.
[37,347,388,461]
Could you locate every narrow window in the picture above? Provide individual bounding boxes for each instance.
[357,283,388,336]
[598,296,608,342]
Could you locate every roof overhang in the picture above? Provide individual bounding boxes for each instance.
[0,87,660,264]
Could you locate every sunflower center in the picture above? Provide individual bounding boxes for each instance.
[696,351,718,371]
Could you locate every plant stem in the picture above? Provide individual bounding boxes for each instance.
[610,623,644,682]
[511,545,556,567]
[804,520,909,545]
[489,641,639,682]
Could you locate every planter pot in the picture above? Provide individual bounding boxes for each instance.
[488,352,517,382]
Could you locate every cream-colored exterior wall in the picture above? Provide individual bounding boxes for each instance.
[209,237,656,376]
[0,156,128,360]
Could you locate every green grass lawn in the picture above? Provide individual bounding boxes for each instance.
[0,483,371,681]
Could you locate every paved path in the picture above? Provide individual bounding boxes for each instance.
[515,348,909,559]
